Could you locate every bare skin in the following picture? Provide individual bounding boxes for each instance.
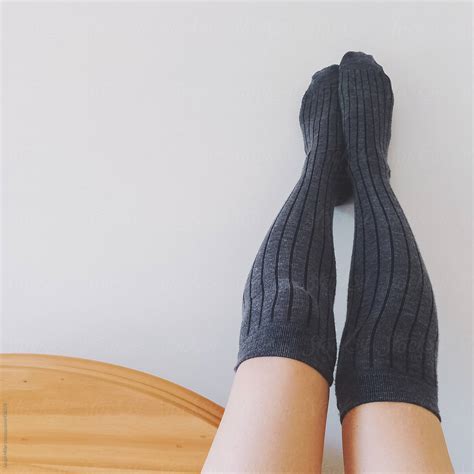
[203,358,453,473]
[202,357,329,473]
[342,402,454,473]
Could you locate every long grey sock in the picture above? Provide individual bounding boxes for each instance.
[335,52,440,421]
[235,65,345,385]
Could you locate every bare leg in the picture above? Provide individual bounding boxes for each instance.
[202,357,329,473]
[342,403,453,472]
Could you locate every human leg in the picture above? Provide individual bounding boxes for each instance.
[204,65,346,472]
[336,51,452,472]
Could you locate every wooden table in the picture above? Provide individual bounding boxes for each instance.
[0,354,224,473]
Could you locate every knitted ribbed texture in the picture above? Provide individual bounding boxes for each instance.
[235,65,345,385]
[335,52,440,421]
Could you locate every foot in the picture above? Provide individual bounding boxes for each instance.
[338,51,393,180]
[299,64,352,205]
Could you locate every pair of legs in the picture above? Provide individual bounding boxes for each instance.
[204,358,451,472]
[203,53,453,472]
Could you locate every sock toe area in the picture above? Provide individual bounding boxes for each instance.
[310,64,339,87]
[340,51,384,73]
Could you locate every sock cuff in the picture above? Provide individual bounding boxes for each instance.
[236,322,336,386]
[335,368,440,423]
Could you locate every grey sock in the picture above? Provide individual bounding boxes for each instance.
[235,65,345,385]
[335,52,440,421]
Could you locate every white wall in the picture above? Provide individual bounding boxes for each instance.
[2,2,472,471]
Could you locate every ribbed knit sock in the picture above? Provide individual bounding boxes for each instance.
[335,52,440,421]
[235,65,345,385]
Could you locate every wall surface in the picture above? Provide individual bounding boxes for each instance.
[2,2,472,471]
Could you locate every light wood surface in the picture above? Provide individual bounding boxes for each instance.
[0,354,224,473]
